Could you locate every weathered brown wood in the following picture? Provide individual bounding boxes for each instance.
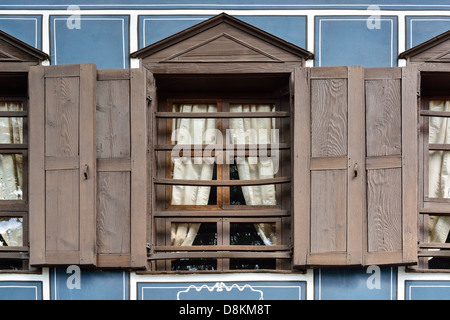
[367,168,402,252]
[401,65,418,264]
[154,209,289,217]
[366,155,402,170]
[28,66,46,265]
[155,111,289,118]
[148,251,290,260]
[310,170,347,253]
[29,64,97,266]
[311,78,347,157]
[153,176,290,186]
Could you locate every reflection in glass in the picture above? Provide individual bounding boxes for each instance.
[0,217,23,247]
[0,154,23,200]
[230,223,276,246]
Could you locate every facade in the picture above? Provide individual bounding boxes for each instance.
[0,0,449,301]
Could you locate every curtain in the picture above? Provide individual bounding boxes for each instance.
[230,104,277,246]
[170,104,217,246]
[428,100,450,244]
[0,102,23,247]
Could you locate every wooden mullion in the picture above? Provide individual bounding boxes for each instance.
[154,176,290,186]
[154,245,290,251]
[148,251,291,260]
[154,209,289,217]
[156,111,289,118]
[420,110,450,118]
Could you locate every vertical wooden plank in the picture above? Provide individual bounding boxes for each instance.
[310,170,347,253]
[28,65,46,265]
[130,67,148,268]
[79,63,97,265]
[347,66,365,265]
[402,65,418,264]
[292,67,309,267]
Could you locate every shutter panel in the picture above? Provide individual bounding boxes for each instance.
[29,64,97,266]
[364,67,418,265]
[308,66,365,266]
[293,66,418,267]
[95,68,147,268]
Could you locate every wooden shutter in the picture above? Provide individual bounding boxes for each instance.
[95,68,147,268]
[364,67,417,265]
[293,66,418,267]
[29,64,97,266]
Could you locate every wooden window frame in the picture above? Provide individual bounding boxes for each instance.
[148,79,293,272]
[0,95,29,268]
[415,65,450,272]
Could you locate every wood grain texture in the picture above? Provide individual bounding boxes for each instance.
[367,168,402,252]
[365,79,401,157]
[311,79,348,157]
[310,170,347,253]
[96,172,131,254]
[96,79,130,159]
[45,170,79,251]
[45,77,79,158]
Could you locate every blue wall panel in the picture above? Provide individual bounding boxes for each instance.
[50,267,129,300]
[406,17,450,49]
[406,281,450,300]
[316,16,397,67]
[138,281,305,300]
[0,281,42,300]
[139,15,306,49]
[315,267,396,300]
[1,0,450,10]
[0,16,42,49]
[50,15,129,69]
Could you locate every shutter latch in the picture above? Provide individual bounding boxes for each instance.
[83,164,89,180]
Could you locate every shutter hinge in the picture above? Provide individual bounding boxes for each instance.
[146,242,151,250]
[147,95,153,102]
[417,91,421,98]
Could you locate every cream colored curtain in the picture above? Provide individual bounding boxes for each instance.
[170,104,217,246]
[428,100,450,244]
[230,104,277,246]
[0,102,23,247]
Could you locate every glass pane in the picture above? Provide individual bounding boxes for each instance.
[429,151,450,199]
[0,154,23,200]
[171,259,217,271]
[0,217,23,247]
[0,102,23,112]
[229,163,276,206]
[171,159,217,205]
[0,118,23,144]
[171,223,217,246]
[230,223,276,246]
[230,259,276,270]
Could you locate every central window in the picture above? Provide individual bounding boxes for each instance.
[149,75,292,271]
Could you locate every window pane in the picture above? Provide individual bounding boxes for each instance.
[0,217,23,247]
[230,258,275,270]
[0,118,23,144]
[0,102,23,112]
[171,259,217,271]
[230,223,276,246]
[429,151,450,199]
[0,154,23,200]
[171,159,217,205]
[171,223,217,246]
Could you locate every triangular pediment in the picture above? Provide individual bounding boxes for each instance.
[131,13,313,64]
[164,33,282,63]
[399,30,450,64]
[0,30,49,62]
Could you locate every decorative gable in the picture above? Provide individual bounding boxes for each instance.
[399,30,450,64]
[0,30,49,63]
[131,13,312,67]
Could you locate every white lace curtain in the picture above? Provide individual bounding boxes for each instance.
[0,102,23,247]
[428,100,450,244]
[170,104,276,247]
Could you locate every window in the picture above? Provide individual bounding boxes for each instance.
[418,72,450,271]
[0,85,29,270]
[149,75,292,271]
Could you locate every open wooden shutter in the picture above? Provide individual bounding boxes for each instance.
[95,68,147,268]
[293,66,418,267]
[364,66,417,265]
[29,64,97,266]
